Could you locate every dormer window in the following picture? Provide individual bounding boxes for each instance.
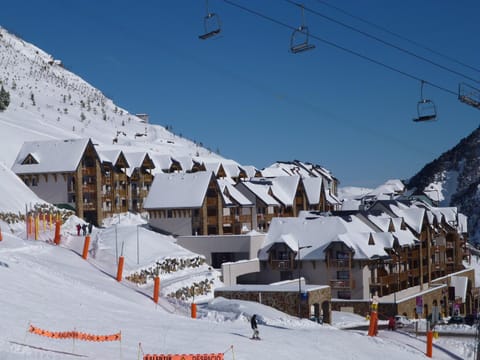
[22,154,38,165]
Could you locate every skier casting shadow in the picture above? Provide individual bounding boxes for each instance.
[251,314,260,340]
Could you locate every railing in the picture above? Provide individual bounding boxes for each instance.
[329,279,355,289]
[222,214,251,224]
[270,260,293,270]
[82,167,96,176]
[328,259,351,268]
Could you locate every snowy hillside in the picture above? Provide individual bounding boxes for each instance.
[1,217,475,359]
[0,162,46,214]
[0,26,222,171]
[407,126,480,243]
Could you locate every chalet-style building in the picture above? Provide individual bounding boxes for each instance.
[260,160,340,203]
[235,175,340,231]
[97,149,130,217]
[13,139,157,224]
[144,171,254,236]
[254,199,471,316]
[12,138,104,225]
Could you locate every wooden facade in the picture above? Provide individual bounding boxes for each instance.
[129,154,155,213]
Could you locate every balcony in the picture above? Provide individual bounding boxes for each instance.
[328,259,351,268]
[330,279,355,289]
[222,214,251,224]
[82,167,96,176]
[270,260,293,270]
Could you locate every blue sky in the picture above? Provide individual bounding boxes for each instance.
[1,1,479,188]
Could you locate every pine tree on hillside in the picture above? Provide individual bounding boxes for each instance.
[0,86,10,111]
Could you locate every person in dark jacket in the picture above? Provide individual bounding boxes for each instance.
[251,314,260,339]
[81,224,87,236]
[87,223,93,234]
[388,316,396,331]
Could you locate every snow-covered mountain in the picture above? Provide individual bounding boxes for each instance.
[407,126,480,243]
[0,26,223,186]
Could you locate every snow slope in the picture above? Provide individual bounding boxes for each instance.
[1,227,471,360]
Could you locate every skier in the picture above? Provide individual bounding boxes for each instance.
[87,223,93,234]
[76,224,81,236]
[81,224,87,236]
[251,314,260,340]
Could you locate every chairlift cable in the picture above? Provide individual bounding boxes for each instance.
[286,0,480,85]
[222,0,457,97]
[314,0,480,75]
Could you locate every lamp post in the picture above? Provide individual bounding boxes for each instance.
[392,249,400,313]
[136,224,141,265]
[297,244,312,318]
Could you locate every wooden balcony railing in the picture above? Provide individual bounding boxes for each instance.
[270,260,294,270]
[328,259,351,268]
[330,279,355,289]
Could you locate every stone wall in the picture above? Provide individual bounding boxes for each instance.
[215,287,332,323]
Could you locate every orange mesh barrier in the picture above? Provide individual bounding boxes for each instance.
[143,354,224,360]
[28,325,121,342]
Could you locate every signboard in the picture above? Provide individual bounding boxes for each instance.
[416,296,423,315]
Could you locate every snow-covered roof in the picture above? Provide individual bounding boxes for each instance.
[97,149,127,167]
[122,151,153,177]
[239,165,259,179]
[259,215,374,260]
[150,154,173,173]
[363,179,405,200]
[12,138,92,174]
[388,204,425,234]
[269,176,300,206]
[217,178,253,207]
[144,171,213,209]
[325,190,342,205]
[302,177,322,205]
[367,215,392,232]
[241,176,300,207]
[239,180,281,206]
[171,155,194,172]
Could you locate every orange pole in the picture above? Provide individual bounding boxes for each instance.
[54,220,61,245]
[116,256,124,282]
[368,311,377,336]
[426,330,433,357]
[153,276,160,303]
[191,303,197,319]
[0,226,3,241]
[82,235,90,260]
[34,215,39,240]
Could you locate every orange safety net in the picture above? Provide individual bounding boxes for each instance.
[143,354,224,360]
[28,325,121,342]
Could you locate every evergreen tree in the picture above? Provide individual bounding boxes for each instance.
[0,86,10,111]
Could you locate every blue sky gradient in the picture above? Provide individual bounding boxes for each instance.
[1,1,479,187]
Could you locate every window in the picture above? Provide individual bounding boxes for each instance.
[167,210,173,218]
[337,291,351,300]
[337,270,350,280]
